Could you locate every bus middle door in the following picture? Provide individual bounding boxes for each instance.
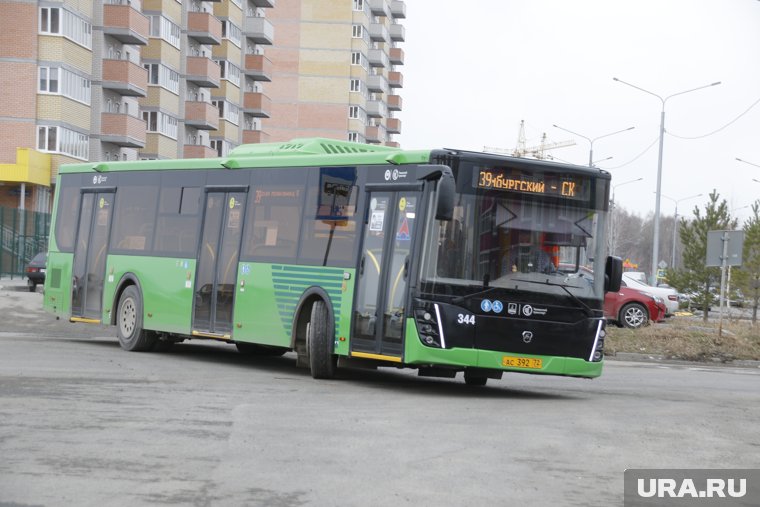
[352,190,420,361]
[193,189,247,338]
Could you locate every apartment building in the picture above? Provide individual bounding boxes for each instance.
[0,0,404,212]
[265,0,404,146]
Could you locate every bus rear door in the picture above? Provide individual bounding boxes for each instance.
[71,190,115,322]
[352,190,420,361]
[193,189,247,338]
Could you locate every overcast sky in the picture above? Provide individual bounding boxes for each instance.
[398,0,760,223]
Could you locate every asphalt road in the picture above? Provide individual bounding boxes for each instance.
[1,285,759,507]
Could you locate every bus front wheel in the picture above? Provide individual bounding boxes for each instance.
[307,300,336,379]
[116,285,156,352]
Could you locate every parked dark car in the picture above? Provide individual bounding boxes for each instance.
[604,286,667,329]
[25,252,46,292]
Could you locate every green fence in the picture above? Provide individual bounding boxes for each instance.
[0,207,51,277]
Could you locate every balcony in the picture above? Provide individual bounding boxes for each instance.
[387,94,402,111]
[102,59,148,97]
[242,129,270,144]
[187,12,222,45]
[244,16,275,45]
[365,125,386,144]
[243,54,273,82]
[388,71,403,88]
[185,101,219,130]
[389,24,405,42]
[369,23,390,43]
[389,47,404,65]
[103,4,149,45]
[250,0,275,7]
[100,113,147,148]
[386,117,401,134]
[369,0,389,17]
[368,49,389,68]
[185,56,221,88]
[385,141,400,148]
[183,144,217,159]
[367,74,389,94]
[390,1,406,19]
[243,92,271,118]
[366,100,385,118]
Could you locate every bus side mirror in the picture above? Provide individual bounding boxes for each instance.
[435,171,455,221]
[416,164,455,221]
[604,256,623,293]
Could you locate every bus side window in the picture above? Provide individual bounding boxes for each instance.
[242,168,306,262]
[153,179,201,256]
[110,172,159,254]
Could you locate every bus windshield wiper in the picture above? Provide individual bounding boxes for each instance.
[509,277,593,316]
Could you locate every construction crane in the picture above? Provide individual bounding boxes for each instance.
[483,120,575,160]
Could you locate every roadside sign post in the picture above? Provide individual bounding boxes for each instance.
[706,230,744,337]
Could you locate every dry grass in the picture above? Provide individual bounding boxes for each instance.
[606,316,760,362]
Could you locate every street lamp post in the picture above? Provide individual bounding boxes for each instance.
[552,124,635,167]
[660,192,702,269]
[614,77,721,285]
[609,177,644,256]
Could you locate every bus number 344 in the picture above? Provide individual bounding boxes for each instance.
[457,314,475,325]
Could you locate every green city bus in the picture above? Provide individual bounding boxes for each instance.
[44,138,622,384]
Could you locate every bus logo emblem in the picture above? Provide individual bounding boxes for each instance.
[480,299,492,312]
[522,305,534,317]
[522,331,533,343]
[384,169,392,181]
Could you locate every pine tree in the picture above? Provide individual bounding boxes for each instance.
[668,190,737,322]
[734,201,760,325]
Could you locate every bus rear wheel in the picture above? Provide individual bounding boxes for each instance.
[307,300,336,379]
[116,285,156,352]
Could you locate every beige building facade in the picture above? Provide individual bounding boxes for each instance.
[0,0,404,212]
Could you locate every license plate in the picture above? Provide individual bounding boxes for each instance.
[502,356,542,369]
[40,268,46,273]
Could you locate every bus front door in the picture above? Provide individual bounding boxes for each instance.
[352,191,419,360]
[193,190,247,338]
[71,190,115,322]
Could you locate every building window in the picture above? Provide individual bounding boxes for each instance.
[211,139,233,157]
[39,67,91,105]
[212,100,240,126]
[149,15,181,49]
[350,79,363,93]
[352,24,363,38]
[348,132,359,143]
[142,111,178,139]
[143,63,180,94]
[221,20,242,48]
[39,7,92,49]
[216,60,241,87]
[36,126,89,160]
[352,0,364,11]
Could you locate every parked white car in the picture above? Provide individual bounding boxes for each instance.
[622,273,679,316]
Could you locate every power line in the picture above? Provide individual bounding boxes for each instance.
[668,95,760,140]
[606,136,659,169]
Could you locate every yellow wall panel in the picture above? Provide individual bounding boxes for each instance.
[38,37,92,74]
[299,76,347,102]
[300,24,351,49]
[145,87,180,116]
[300,49,350,76]
[142,40,181,70]
[143,0,181,23]
[301,0,352,22]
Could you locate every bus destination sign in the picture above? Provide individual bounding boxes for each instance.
[474,167,588,200]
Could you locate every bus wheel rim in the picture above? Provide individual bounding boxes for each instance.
[120,298,136,336]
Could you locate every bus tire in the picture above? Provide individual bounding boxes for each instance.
[116,285,156,352]
[236,342,288,356]
[308,300,336,379]
[464,371,488,386]
[620,303,648,329]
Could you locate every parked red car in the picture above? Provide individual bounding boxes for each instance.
[604,286,667,329]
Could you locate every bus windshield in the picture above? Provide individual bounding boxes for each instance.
[420,190,607,301]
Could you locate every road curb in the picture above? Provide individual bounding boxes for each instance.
[607,352,760,369]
